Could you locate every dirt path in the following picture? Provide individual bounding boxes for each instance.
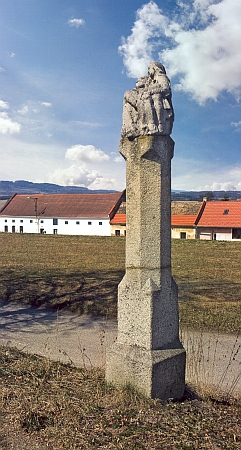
[0,301,240,397]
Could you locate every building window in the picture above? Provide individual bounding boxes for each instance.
[4,225,8,232]
[232,228,241,239]
[223,209,229,215]
[20,220,23,223]
[53,218,58,225]
[76,221,80,225]
[12,226,15,233]
[180,232,186,239]
[88,221,92,225]
[115,230,120,236]
[65,221,68,225]
[4,219,7,222]
[20,226,23,233]
[12,219,15,223]
[30,220,33,223]
[99,222,102,225]
[40,220,44,223]
[53,229,58,234]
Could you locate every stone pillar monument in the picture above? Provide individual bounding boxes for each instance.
[106,62,186,400]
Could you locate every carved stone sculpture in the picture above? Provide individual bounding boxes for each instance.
[121,62,174,139]
[106,62,186,400]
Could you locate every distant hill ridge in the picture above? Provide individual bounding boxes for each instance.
[1,180,241,201]
[0,180,118,198]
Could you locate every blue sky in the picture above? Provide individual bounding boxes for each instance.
[0,0,241,191]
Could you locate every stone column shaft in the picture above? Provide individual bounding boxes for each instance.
[106,135,186,400]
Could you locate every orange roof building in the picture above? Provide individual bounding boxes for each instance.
[171,214,198,240]
[110,213,126,236]
[197,201,241,240]
[1,193,241,240]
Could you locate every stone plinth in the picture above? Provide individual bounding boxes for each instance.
[106,135,186,400]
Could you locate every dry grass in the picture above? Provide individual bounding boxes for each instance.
[172,240,241,333]
[0,345,240,450]
[0,234,125,317]
[0,234,241,332]
[0,234,241,448]
[171,201,201,215]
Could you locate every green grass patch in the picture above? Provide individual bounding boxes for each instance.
[0,234,240,332]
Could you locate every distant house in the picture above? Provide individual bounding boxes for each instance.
[0,192,125,236]
[110,214,126,236]
[109,212,199,239]
[110,202,201,239]
[171,215,197,239]
[2,194,240,241]
[197,200,241,241]
[171,200,241,241]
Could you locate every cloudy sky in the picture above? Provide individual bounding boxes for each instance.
[1,0,241,191]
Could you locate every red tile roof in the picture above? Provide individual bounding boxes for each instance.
[198,201,241,227]
[171,215,197,226]
[110,214,198,227]
[0,193,123,219]
[110,214,126,225]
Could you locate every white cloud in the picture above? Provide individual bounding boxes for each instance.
[203,181,237,191]
[68,18,85,28]
[114,155,123,163]
[18,105,29,115]
[0,112,21,134]
[49,165,100,186]
[48,144,124,190]
[172,157,241,191]
[88,177,119,190]
[41,102,52,108]
[0,67,5,73]
[120,0,241,104]
[119,1,169,78]
[0,100,10,110]
[71,120,102,128]
[66,144,110,164]
[231,121,241,128]
[49,164,118,190]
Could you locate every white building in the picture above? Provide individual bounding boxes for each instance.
[0,192,125,236]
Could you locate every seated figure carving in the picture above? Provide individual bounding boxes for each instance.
[121,62,174,139]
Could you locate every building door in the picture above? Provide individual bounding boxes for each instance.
[12,226,15,233]
[4,225,8,232]
[20,226,23,233]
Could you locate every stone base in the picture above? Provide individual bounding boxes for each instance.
[106,343,186,400]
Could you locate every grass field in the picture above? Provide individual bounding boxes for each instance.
[0,234,241,449]
[0,233,240,333]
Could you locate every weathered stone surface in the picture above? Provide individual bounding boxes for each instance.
[106,63,185,400]
[121,62,174,139]
[106,344,186,400]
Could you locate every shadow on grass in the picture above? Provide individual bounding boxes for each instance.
[177,280,241,303]
[0,270,124,317]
